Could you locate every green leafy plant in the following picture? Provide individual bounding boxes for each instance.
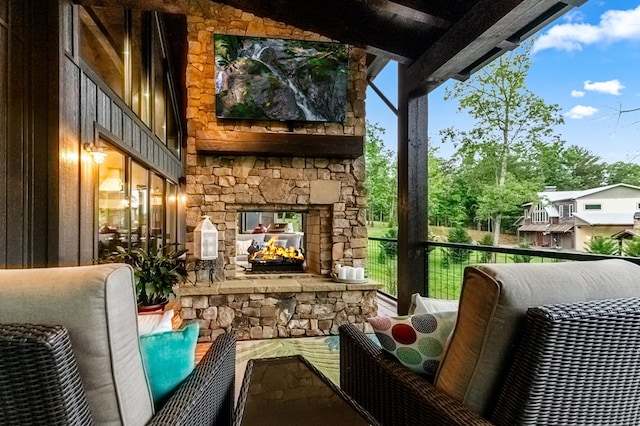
[622,236,640,257]
[105,246,188,306]
[446,227,472,263]
[511,239,533,263]
[478,233,494,263]
[585,235,619,256]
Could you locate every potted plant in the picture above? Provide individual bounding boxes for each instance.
[104,245,189,311]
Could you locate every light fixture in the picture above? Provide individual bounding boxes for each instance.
[100,168,124,192]
[194,215,218,260]
[84,143,107,164]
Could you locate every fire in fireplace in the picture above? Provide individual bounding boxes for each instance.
[249,237,305,273]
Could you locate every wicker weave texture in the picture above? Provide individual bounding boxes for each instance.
[492,297,640,426]
[0,323,94,426]
[148,330,236,426]
[339,323,491,426]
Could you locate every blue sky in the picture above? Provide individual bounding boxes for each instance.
[365,1,640,164]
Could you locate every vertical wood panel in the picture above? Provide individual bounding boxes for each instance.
[0,25,7,266]
[59,56,81,265]
[123,114,132,149]
[97,88,110,129]
[111,101,122,139]
[80,73,97,263]
[30,0,52,267]
[6,30,25,266]
[132,123,140,152]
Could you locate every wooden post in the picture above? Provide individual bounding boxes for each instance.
[396,64,428,314]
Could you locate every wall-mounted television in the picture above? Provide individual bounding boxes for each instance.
[214,34,349,123]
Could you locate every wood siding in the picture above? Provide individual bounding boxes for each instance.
[0,0,183,268]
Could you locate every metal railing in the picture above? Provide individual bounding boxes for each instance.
[367,237,640,301]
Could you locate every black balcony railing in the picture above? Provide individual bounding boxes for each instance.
[367,237,640,301]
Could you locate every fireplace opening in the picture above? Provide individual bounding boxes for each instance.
[236,211,306,274]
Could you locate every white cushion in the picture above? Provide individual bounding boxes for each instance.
[409,294,459,315]
[138,310,174,336]
[0,264,154,425]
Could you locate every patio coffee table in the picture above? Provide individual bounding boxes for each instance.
[233,355,381,426]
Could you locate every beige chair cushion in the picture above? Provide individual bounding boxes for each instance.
[0,263,154,426]
[435,259,640,417]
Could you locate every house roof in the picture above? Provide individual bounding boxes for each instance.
[519,224,573,233]
[539,184,640,203]
[76,0,585,95]
[573,212,635,226]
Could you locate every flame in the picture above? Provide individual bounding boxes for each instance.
[250,237,304,261]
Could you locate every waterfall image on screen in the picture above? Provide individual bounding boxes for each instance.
[214,35,348,123]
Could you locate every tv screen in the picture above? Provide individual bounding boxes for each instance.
[214,35,349,123]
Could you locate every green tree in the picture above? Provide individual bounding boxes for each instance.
[511,239,533,263]
[555,146,605,190]
[445,226,472,263]
[605,162,640,187]
[585,235,619,255]
[478,233,494,263]
[365,122,397,224]
[443,40,563,245]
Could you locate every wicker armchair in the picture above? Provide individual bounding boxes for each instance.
[0,264,236,426]
[340,260,640,426]
[0,323,236,426]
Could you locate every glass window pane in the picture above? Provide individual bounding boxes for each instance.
[166,181,177,250]
[152,18,166,142]
[150,174,164,253]
[79,6,125,99]
[166,91,180,157]
[131,10,150,124]
[131,162,149,252]
[97,145,126,260]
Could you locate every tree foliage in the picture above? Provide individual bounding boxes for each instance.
[365,122,397,224]
[442,40,564,245]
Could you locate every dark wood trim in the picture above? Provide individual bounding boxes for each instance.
[396,64,428,314]
[195,130,364,159]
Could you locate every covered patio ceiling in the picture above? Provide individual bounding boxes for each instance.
[76,0,586,95]
[75,0,587,313]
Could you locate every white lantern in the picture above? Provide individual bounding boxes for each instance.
[194,215,218,260]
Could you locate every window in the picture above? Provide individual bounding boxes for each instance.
[569,204,574,217]
[584,204,602,210]
[558,205,564,217]
[524,209,530,219]
[79,6,181,158]
[96,143,178,260]
[79,7,126,98]
[532,205,548,223]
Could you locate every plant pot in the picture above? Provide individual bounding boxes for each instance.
[137,300,168,314]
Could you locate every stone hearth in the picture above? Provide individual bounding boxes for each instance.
[177,276,379,342]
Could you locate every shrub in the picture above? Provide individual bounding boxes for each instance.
[446,227,472,263]
[623,236,640,257]
[378,228,398,262]
[585,235,619,256]
[511,239,533,263]
[477,233,494,263]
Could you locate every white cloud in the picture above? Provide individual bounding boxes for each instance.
[571,90,585,98]
[565,105,599,119]
[533,5,640,52]
[584,79,625,95]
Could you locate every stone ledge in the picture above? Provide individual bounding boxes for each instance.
[176,276,381,296]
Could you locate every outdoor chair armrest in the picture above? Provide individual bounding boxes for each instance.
[339,323,491,426]
[148,331,236,426]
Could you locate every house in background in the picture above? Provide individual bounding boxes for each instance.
[519,184,640,251]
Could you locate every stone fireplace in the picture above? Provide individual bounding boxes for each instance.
[177,2,377,341]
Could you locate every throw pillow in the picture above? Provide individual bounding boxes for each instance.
[139,321,199,407]
[137,310,174,336]
[368,312,457,376]
[236,238,253,256]
[409,293,459,315]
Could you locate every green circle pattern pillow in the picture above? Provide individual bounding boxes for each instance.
[368,312,457,376]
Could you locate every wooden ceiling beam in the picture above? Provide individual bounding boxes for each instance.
[212,0,437,62]
[73,0,189,13]
[405,0,579,95]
